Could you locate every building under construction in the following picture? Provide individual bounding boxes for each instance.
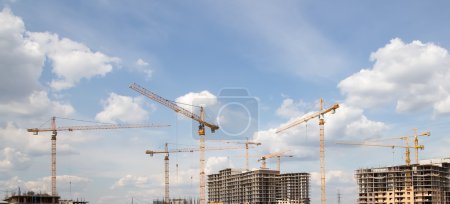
[355,158,450,204]
[153,198,199,204]
[208,168,310,204]
[2,189,88,204]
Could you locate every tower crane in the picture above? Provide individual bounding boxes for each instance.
[274,155,294,172]
[362,128,430,164]
[27,116,169,196]
[336,139,425,191]
[130,83,219,204]
[335,141,422,166]
[207,139,261,170]
[276,99,339,204]
[258,150,290,171]
[146,144,248,204]
[412,129,430,164]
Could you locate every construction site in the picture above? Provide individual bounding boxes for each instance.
[208,169,310,204]
[2,82,449,204]
[355,158,450,204]
[3,1,450,204]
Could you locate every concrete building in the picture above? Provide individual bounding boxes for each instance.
[208,168,310,204]
[3,193,59,204]
[2,190,88,204]
[355,158,450,204]
[278,173,310,204]
[153,198,199,204]
[59,199,89,204]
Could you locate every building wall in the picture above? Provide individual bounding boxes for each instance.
[208,169,310,204]
[279,173,310,204]
[355,158,450,204]
[4,195,60,204]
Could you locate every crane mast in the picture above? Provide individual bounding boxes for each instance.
[130,83,219,204]
[275,155,293,172]
[412,128,430,164]
[245,141,261,171]
[146,144,246,203]
[27,116,168,196]
[164,143,169,204]
[208,139,261,170]
[336,139,424,193]
[258,150,289,170]
[355,128,430,165]
[276,99,339,204]
[335,141,422,166]
[51,117,56,196]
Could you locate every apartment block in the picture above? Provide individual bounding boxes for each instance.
[355,158,450,204]
[278,173,310,204]
[208,168,310,204]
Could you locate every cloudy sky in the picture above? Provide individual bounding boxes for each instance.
[1,1,450,203]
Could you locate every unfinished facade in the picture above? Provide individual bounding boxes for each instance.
[3,193,59,204]
[278,173,310,204]
[355,158,450,204]
[208,168,310,204]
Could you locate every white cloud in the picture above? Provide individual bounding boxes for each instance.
[135,58,153,80]
[0,90,74,117]
[0,122,92,172]
[434,95,450,115]
[0,147,31,171]
[206,156,230,175]
[339,38,450,116]
[176,91,217,111]
[95,93,150,123]
[28,32,119,91]
[0,8,44,102]
[27,175,89,195]
[327,104,388,140]
[0,176,23,190]
[0,8,119,97]
[0,122,49,157]
[276,98,307,119]
[254,101,387,161]
[175,91,218,123]
[110,174,151,189]
[0,175,89,195]
[310,170,354,186]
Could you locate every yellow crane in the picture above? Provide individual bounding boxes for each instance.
[207,139,261,171]
[27,116,169,196]
[363,128,430,164]
[336,139,424,191]
[276,98,339,204]
[130,83,219,204]
[258,150,291,171]
[412,129,430,164]
[146,144,247,204]
[335,140,422,166]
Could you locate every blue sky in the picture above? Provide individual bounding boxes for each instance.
[1,1,450,203]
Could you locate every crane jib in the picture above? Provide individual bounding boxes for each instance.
[129,82,219,132]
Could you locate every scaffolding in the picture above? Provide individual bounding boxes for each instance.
[208,169,310,204]
[355,158,450,204]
